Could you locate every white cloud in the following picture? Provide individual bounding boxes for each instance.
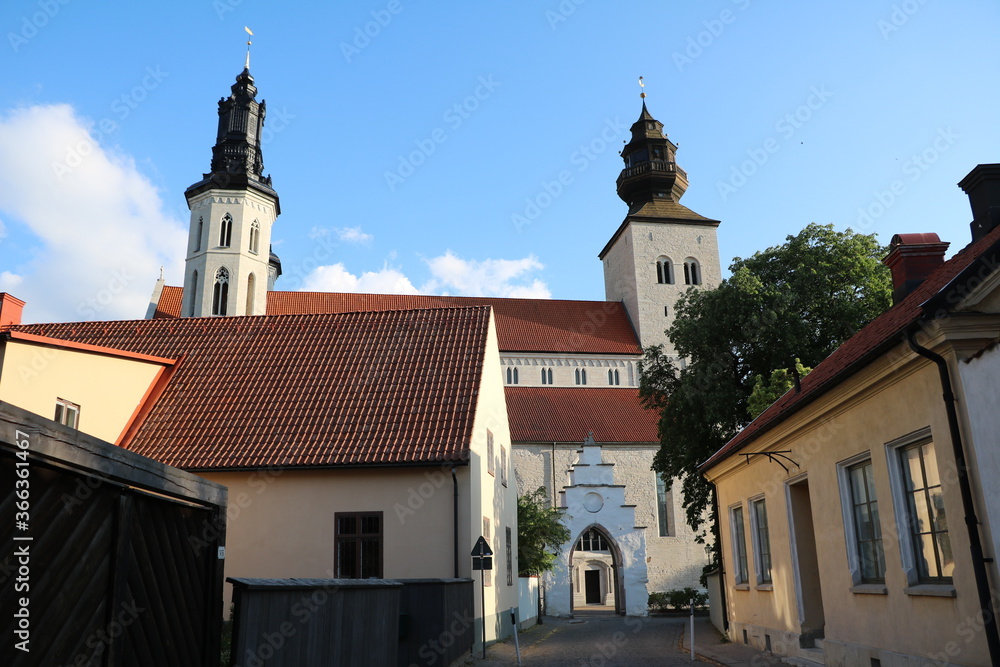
[335,226,373,245]
[299,250,550,299]
[0,104,186,323]
[423,251,551,298]
[0,271,23,290]
[300,262,419,294]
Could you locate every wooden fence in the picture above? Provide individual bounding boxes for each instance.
[227,577,474,667]
[0,402,228,667]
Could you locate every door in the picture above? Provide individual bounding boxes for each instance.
[787,476,825,647]
[585,570,601,604]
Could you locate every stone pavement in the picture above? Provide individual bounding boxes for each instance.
[461,613,783,666]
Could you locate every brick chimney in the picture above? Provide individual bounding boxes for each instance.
[0,293,25,327]
[882,233,950,305]
[959,163,1000,242]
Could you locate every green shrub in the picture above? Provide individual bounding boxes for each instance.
[648,587,708,612]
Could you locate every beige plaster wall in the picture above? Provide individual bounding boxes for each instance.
[707,346,991,665]
[0,339,164,443]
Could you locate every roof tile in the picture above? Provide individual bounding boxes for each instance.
[505,386,659,444]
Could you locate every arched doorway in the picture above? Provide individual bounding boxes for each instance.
[568,525,625,615]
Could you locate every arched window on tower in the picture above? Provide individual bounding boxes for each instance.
[656,257,674,284]
[249,219,260,254]
[194,216,203,252]
[220,213,233,248]
[188,270,198,317]
[683,258,701,285]
[212,267,230,316]
[246,273,255,314]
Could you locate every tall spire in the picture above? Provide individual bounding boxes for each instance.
[184,31,278,210]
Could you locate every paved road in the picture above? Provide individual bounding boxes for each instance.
[469,613,706,666]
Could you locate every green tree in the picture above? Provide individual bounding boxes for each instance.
[517,487,572,576]
[640,223,891,541]
[748,359,812,420]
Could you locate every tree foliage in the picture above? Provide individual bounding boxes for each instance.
[748,359,812,420]
[517,487,572,576]
[640,223,891,538]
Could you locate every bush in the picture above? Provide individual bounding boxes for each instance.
[648,587,707,612]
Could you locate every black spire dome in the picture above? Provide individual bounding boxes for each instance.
[185,67,280,210]
[616,101,688,211]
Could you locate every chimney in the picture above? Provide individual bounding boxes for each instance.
[882,234,950,305]
[959,163,1000,242]
[0,293,25,327]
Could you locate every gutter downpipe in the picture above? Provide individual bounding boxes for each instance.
[451,466,459,579]
[906,328,1000,663]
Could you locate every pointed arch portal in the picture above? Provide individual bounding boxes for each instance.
[568,524,625,615]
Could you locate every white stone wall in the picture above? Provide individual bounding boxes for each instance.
[603,220,722,356]
[183,189,276,317]
[501,352,638,388]
[513,441,708,606]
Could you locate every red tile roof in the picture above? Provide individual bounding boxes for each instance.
[504,387,659,444]
[12,307,491,470]
[701,224,1000,472]
[153,287,641,355]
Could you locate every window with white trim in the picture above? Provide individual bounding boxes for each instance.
[749,497,772,584]
[730,504,749,585]
[194,216,203,252]
[887,429,953,584]
[212,267,230,316]
[608,369,620,385]
[575,368,587,385]
[837,454,885,585]
[506,367,519,385]
[219,213,233,247]
[249,219,260,254]
[541,368,553,384]
[54,398,80,429]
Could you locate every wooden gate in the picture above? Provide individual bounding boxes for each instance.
[0,402,227,667]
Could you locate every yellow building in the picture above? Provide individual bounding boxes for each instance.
[702,164,1000,667]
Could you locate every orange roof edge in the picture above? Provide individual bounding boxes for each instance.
[116,358,182,448]
[6,330,178,366]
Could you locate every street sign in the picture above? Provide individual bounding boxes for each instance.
[471,535,493,557]
[472,556,493,571]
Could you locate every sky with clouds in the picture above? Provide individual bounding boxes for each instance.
[1,1,999,323]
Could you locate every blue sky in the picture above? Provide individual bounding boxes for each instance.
[1,1,998,323]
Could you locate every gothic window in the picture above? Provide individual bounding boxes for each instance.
[575,368,587,385]
[249,219,260,254]
[506,367,519,385]
[683,258,701,285]
[194,216,203,252]
[189,270,198,317]
[541,368,553,385]
[246,273,255,314]
[608,369,620,385]
[219,213,233,248]
[212,267,230,316]
[656,257,673,284]
[576,529,609,552]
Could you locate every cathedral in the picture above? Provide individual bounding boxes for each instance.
[142,63,723,615]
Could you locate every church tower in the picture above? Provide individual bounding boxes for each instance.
[599,96,721,357]
[181,64,281,318]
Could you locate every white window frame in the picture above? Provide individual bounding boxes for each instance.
[54,398,80,429]
[729,503,749,587]
[748,494,772,586]
[836,451,886,590]
[884,426,953,591]
[655,473,672,537]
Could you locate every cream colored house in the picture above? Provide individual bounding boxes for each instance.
[702,163,1000,667]
[0,300,519,651]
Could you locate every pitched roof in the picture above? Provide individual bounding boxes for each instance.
[12,307,492,470]
[153,287,641,355]
[504,386,659,444]
[701,223,1000,472]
